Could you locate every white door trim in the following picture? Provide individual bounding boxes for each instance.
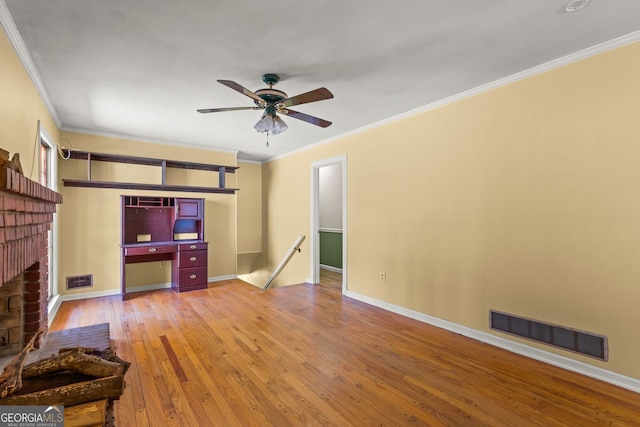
[310,154,347,293]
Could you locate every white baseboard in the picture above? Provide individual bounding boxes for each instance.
[345,290,640,393]
[59,288,122,301]
[320,264,342,273]
[51,275,238,306]
[113,274,238,294]
[47,294,62,326]
[209,274,238,282]
[127,282,172,294]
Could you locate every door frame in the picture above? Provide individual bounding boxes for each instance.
[38,126,59,306]
[310,154,347,293]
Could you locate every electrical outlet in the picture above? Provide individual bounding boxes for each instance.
[379,272,386,282]
[160,261,165,268]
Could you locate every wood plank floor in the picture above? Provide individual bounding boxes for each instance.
[49,273,640,426]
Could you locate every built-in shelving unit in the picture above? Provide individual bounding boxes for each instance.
[120,195,208,298]
[62,150,239,194]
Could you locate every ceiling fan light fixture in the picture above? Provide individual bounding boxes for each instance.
[253,113,288,135]
[202,74,332,135]
[271,115,288,135]
[253,114,271,133]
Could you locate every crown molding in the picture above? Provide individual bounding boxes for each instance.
[391,29,640,123]
[0,1,62,128]
[237,159,262,165]
[4,0,640,165]
[266,29,640,164]
[61,126,240,156]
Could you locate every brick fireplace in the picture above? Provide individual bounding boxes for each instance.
[0,164,62,357]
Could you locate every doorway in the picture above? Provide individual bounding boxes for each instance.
[310,155,347,293]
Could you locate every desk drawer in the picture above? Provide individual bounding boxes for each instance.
[178,250,207,267]
[125,245,176,256]
[179,242,208,251]
[177,266,207,288]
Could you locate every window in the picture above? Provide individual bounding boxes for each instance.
[40,139,50,186]
[38,130,56,301]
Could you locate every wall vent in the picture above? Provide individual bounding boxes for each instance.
[490,310,608,361]
[66,274,93,290]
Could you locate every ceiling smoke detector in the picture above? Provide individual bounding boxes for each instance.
[565,0,590,12]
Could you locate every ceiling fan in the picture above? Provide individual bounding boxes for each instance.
[197,73,333,135]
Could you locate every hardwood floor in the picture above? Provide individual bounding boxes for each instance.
[50,278,640,426]
[319,268,342,289]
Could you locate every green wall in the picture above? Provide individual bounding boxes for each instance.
[319,231,342,269]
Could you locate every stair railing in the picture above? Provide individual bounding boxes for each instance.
[262,234,305,290]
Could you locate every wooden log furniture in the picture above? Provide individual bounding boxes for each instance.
[0,323,129,426]
[121,195,208,299]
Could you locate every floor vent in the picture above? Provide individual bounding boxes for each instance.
[490,310,607,361]
[66,274,93,289]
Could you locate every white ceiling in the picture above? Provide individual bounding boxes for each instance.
[3,1,640,162]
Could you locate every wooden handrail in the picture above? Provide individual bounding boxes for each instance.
[262,235,305,290]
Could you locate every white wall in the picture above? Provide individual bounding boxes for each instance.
[318,163,342,230]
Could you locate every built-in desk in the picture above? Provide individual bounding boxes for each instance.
[122,241,177,262]
[120,196,208,299]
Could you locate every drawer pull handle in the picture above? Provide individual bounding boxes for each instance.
[190,245,197,249]
[190,256,197,261]
[190,274,197,279]
[148,248,157,253]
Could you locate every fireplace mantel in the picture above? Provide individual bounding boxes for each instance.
[0,164,62,354]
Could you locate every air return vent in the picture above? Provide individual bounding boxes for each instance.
[66,274,93,290]
[490,310,607,361]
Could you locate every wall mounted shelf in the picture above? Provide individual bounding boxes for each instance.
[61,150,239,194]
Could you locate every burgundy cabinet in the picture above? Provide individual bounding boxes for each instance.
[176,198,202,219]
[120,195,207,298]
[177,267,208,290]
[173,242,209,292]
[178,249,207,267]
[124,244,177,256]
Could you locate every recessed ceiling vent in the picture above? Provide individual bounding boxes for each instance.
[66,274,93,290]
[565,0,590,12]
[490,310,607,361]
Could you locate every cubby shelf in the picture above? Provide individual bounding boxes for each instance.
[61,150,239,194]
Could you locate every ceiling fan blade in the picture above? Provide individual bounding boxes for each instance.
[278,87,333,108]
[197,106,260,113]
[282,109,332,128]
[217,80,266,106]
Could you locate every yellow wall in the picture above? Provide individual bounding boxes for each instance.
[236,161,262,254]
[2,23,255,299]
[236,161,264,279]
[57,132,239,296]
[0,26,58,179]
[5,19,640,379]
[262,41,640,379]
